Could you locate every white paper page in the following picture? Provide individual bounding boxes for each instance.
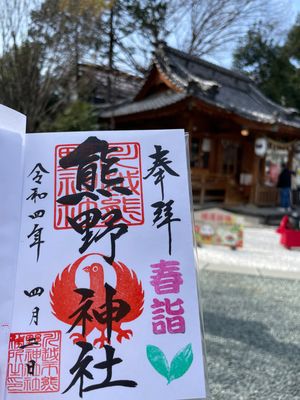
[0,106,26,400]
[7,129,207,400]
[0,105,26,134]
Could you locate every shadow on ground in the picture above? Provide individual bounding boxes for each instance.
[204,311,300,365]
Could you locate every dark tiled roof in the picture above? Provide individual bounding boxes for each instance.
[79,63,142,104]
[101,91,187,117]
[101,44,300,129]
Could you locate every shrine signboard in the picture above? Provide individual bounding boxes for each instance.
[0,105,208,400]
[194,208,244,249]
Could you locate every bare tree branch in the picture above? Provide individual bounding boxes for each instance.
[167,0,292,57]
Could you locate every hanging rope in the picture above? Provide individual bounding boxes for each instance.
[267,137,298,150]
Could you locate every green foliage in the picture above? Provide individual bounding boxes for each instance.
[233,23,300,110]
[127,0,168,44]
[29,0,168,100]
[98,0,168,74]
[233,25,276,83]
[0,0,170,129]
[2,0,297,129]
[285,14,300,62]
[29,0,110,88]
[0,41,59,132]
[48,101,98,132]
[58,0,111,15]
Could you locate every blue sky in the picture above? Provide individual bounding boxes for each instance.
[293,0,300,15]
[207,0,300,68]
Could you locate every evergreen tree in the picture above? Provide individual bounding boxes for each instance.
[0,41,60,131]
[285,14,300,63]
[233,24,300,110]
[30,0,110,93]
[48,100,98,131]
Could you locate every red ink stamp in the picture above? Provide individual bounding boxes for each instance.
[54,142,144,229]
[6,330,61,394]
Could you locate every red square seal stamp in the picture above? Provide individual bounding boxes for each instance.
[6,330,61,394]
[54,142,144,229]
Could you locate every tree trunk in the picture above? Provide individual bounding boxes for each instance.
[108,6,115,129]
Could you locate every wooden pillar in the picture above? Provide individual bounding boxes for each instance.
[208,137,217,173]
[250,153,260,203]
[185,111,195,162]
[216,138,223,174]
[288,148,294,169]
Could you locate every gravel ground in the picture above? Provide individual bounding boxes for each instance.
[199,271,300,400]
[198,226,300,273]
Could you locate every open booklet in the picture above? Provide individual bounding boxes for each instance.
[0,105,26,400]
[0,105,208,400]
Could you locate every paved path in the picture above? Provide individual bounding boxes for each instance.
[200,271,300,399]
[197,226,300,280]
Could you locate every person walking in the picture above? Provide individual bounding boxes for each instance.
[277,163,293,211]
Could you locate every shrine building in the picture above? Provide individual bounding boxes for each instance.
[100,43,300,206]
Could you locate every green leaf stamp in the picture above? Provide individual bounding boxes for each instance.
[146,344,193,384]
